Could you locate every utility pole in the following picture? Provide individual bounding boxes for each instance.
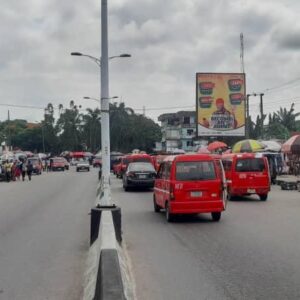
[143,106,146,116]
[100,0,111,205]
[240,33,245,73]
[259,93,264,139]
[7,110,11,150]
[246,94,250,138]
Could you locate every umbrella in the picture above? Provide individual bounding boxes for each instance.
[207,141,227,152]
[232,139,265,153]
[260,140,282,152]
[282,135,300,154]
[72,151,85,158]
[84,152,94,157]
[197,147,211,154]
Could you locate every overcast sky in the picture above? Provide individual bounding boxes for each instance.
[1,0,300,123]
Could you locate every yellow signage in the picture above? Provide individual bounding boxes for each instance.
[196,73,246,136]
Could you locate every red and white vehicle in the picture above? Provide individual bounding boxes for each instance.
[50,157,65,171]
[222,153,270,201]
[154,154,227,222]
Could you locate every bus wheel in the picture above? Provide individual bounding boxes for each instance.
[165,202,174,222]
[259,194,268,201]
[153,196,160,213]
[211,212,221,222]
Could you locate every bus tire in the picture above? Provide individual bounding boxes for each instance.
[153,196,160,213]
[260,194,268,201]
[211,212,221,222]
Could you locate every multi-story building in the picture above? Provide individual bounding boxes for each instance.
[157,111,196,152]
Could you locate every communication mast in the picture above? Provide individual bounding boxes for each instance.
[240,33,245,73]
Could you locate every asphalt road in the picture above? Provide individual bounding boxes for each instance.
[112,177,300,300]
[0,167,97,300]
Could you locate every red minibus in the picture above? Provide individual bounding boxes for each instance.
[222,153,270,201]
[117,154,154,178]
[154,154,227,222]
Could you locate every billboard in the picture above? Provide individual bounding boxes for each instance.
[196,73,246,136]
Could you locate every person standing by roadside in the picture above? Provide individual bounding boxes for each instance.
[11,161,16,181]
[27,160,33,181]
[15,161,22,181]
[21,160,27,181]
[4,160,11,182]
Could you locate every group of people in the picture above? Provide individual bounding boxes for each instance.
[0,159,34,182]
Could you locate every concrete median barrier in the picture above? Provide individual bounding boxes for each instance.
[83,200,135,300]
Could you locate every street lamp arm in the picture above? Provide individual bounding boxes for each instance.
[81,54,101,67]
[71,52,131,68]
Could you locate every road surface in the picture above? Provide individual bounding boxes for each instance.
[0,168,97,300]
[112,177,300,300]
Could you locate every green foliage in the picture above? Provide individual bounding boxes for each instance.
[0,101,161,154]
[109,102,161,153]
[248,103,299,140]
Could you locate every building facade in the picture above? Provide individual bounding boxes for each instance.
[157,111,196,153]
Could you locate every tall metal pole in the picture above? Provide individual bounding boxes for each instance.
[246,94,249,139]
[260,93,264,139]
[8,110,11,150]
[100,0,111,205]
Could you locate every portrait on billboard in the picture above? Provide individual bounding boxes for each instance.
[196,73,246,136]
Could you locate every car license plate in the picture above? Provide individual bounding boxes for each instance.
[191,191,202,197]
[247,189,255,193]
[139,175,147,179]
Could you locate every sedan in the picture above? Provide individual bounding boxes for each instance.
[123,162,156,191]
[76,160,90,172]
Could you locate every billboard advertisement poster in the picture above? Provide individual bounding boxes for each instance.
[196,73,246,136]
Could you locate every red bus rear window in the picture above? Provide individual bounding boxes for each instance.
[235,158,265,172]
[176,161,216,181]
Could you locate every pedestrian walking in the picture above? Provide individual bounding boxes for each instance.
[21,160,27,181]
[15,161,22,181]
[27,160,33,181]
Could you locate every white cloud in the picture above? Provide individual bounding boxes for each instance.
[0,0,300,123]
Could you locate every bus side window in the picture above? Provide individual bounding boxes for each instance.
[157,163,165,179]
[222,160,232,172]
[164,162,171,179]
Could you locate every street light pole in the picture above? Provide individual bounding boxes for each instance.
[101,0,111,205]
[259,93,264,139]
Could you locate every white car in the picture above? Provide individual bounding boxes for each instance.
[76,160,90,172]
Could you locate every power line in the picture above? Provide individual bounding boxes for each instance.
[249,96,300,107]
[134,105,195,111]
[0,103,45,110]
[263,76,300,93]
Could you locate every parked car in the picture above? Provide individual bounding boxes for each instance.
[222,153,270,201]
[76,159,90,172]
[28,157,42,175]
[154,154,227,222]
[50,157,65,171]
[123,162,156,191]
[62,158,70,170]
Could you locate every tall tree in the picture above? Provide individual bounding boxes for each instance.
[82,108,101,152]
[56,101,83,151]
[273,103,300,132]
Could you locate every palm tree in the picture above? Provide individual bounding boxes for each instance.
[82,108,101,152]
[274,103,300,131]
